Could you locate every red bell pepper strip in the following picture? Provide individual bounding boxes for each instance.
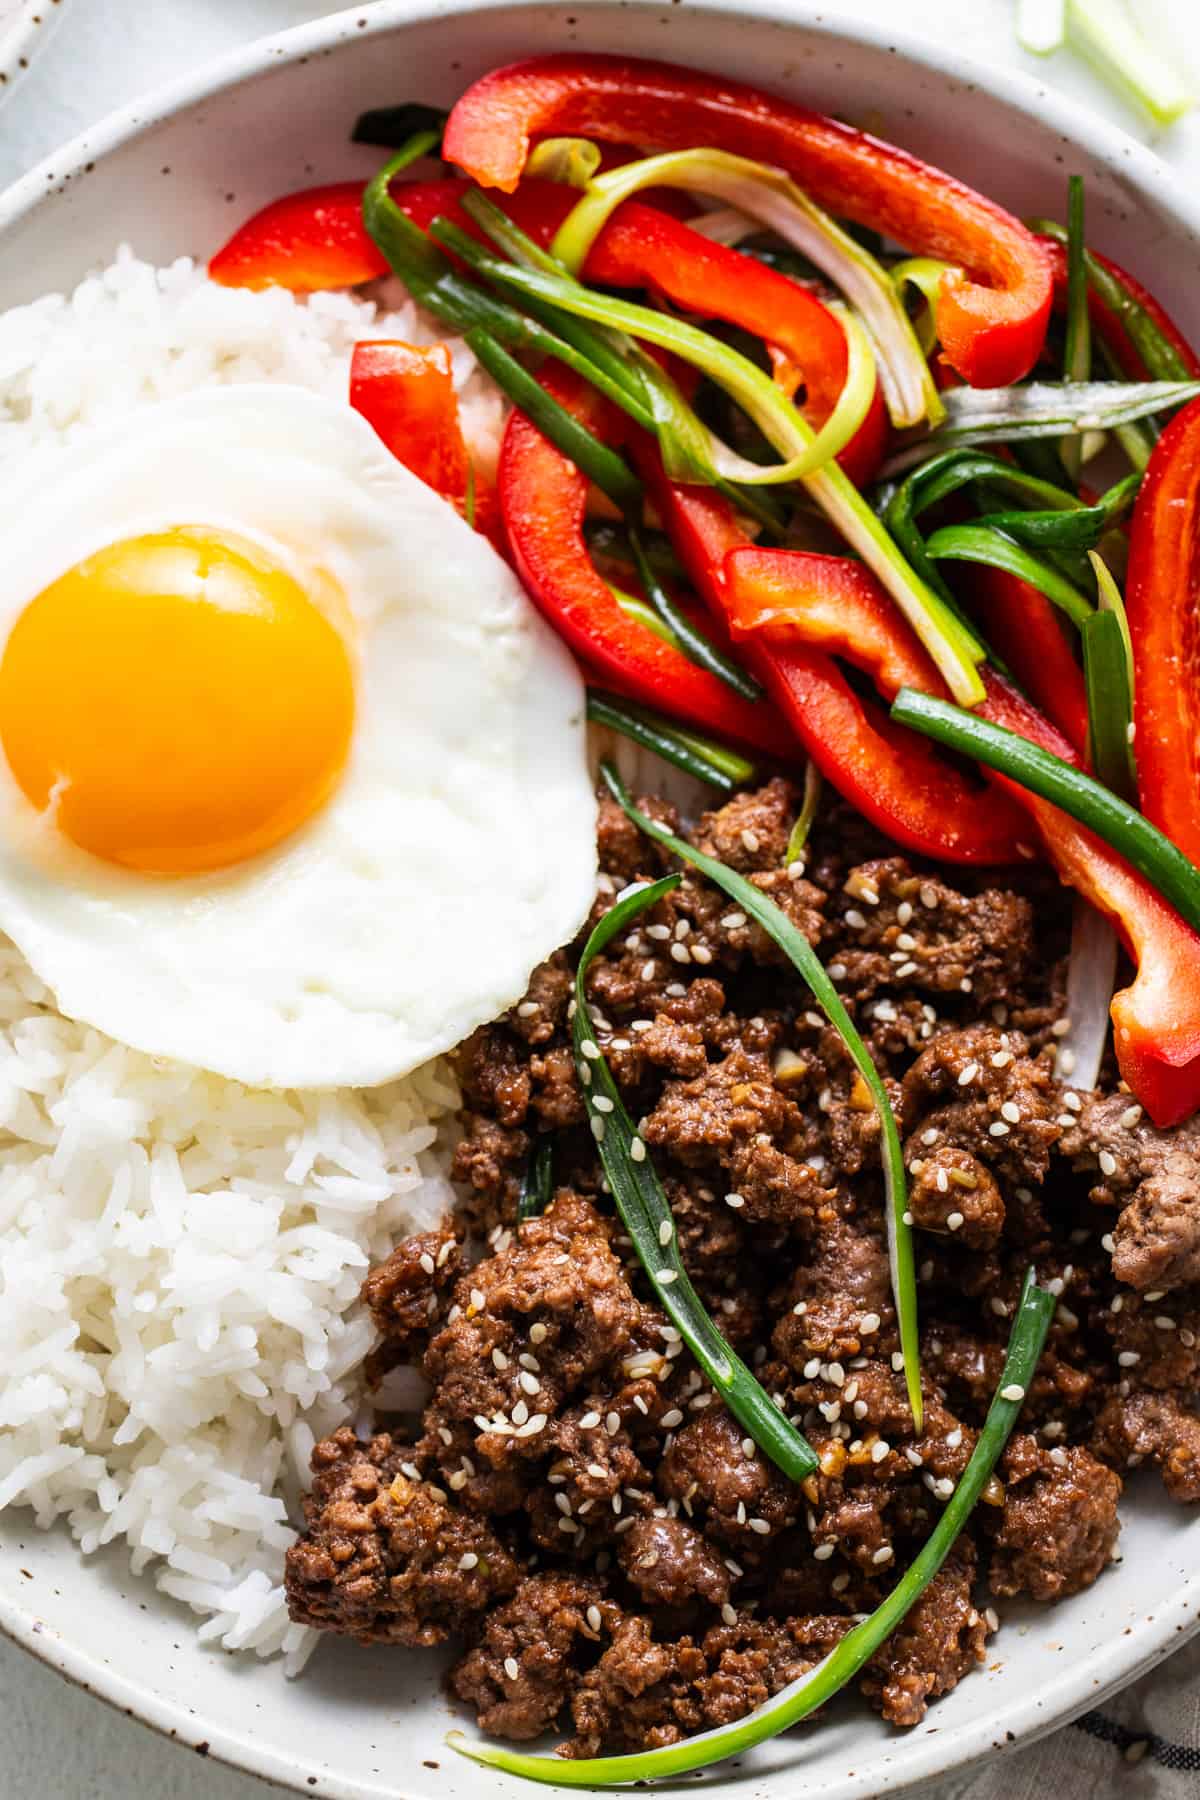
[582,200,888,487]
[1125,396,1200,864]
[976,671,1200,1128]
[443,54,1054,388]
[722,547,934,698]
[209,177,575,292]
[1039,236,1200,382]
[964,564,1090,757]
[640,460,1032,864]
[498,369,791,756]
[350,340,471,502]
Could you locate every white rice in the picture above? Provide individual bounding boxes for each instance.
[0,249,508,1669]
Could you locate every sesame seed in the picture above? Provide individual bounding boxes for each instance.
[946,1427,963,1449]
[828,1362,845,1387]
[991,1050,1013,1069]
[641,961,657,982]
[1120,1105,1143,1129]
[934,1477,954,1500]
[891,1352,906,1371]
[903,1210,914,1226]
[530,1323,547,1345]
[957,1062,980,1087]
[719,1601,739,1627]
[1001,1101,1021,1124]
[871,1440,889,1464]
[960,978,973,992]
[872,1545,894,1565]
[803,1357,822,1380]
[741,829,761,853]
[720,910,747,931]
[579,1410,601,1428]
[691,944,714,965]
[1098,1150,1117,1176]
[1118,1350,1141,1367]
[666,982,687,997]
[1155,1315,1177,1331]
[1059,1049,1077,1076]
[984,1607,1000,1631]
[1057,1114,1078,1129]
[504,1657,520,1681]
[990,1297,1009,1317]
[590,1115,606,1143]
[658,1268,678,1285]
[1100,1234,1115,1255]
[988,1120,1011,1137]
[921,1127,939,1146]
[936,1167,949,1194]
[748,1517,771,1535]
[1063,1091,1082,1112]
[1000,1384,1026,1402]
[606,1411,620,1434]
[646,923,670,941]
[736,1501,747,1524]
[860,1313,881,1335]
[492,1348,509,1371]
[845,908,867,930]
[904,1448,923,1467]
[511,1400,528,1426]
[813,1542,835,1561]
[592,1094,614,1114]
[579,1062,592,1087]
[854,1399,868,1419]
[519,1370,540,1396]
[659,1220,674,1246]
[946,1211,965,1232]
[725,1192,746,1209]
[520,1413,548,1438]
[670,943,692,964]
[792,1300,808,1316]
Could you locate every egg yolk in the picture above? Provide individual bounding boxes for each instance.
[0,528,356,875]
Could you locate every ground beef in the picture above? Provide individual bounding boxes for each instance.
[287,779,1200,1757]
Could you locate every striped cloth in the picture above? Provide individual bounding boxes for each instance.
[930,1640,1200,1799]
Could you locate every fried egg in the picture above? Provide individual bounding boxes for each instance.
[0,383,596,1087]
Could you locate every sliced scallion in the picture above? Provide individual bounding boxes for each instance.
[525,135,602,188]
[571,874,819,1479]
[586,691,757,793]
[601,763,921,1429]
[891,688,1200,934]
[923,523,1095,628]
[883,377,1200,474]
[549,147,942,429]
[973,468,1140,553]
[628,527,761,701]
[465,328,643,514]
[1064,0,1193,129]
[891,257,954,357]
[517,1137,554,1223]
[785,760,822,867]
[449,1268,1054,1785]
[1061,175,1091,483]
[1082,609,1136,800]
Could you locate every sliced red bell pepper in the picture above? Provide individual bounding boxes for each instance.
[350,339,471,501]
[976,671,1200,1129]
[444,53,1054,388]
[964,564,1090,757]
[497,369,791,755]
[1125,395,1200,864]
[639,459,1032,864]
[1039,236,1200,382]
[722,547,935,698]
[209,177,574,292]
[582,201,888,487]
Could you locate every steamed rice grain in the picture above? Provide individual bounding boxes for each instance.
[0,248,491,1667]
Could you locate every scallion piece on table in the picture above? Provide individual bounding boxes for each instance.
[881,377,1200,474]
[448,1268,1055,1785]
[890,688,1200,935]
[569,873,819,1480]
[516,1137,554,1223]
[601,763,922,1430]
[785,760,822,867]
[586,691,757,793]
[548,146,944,430]
[628,527,762,701]
[1051,0,1193,129]
[464,328,643,515]
[922,523,1095,628]
[1061,174,1092,483]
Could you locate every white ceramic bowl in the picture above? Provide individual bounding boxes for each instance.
[0,0,67,97]
[2,3,1200,1794]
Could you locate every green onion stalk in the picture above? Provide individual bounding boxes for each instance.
[450,1268,1055,1785]
[585,691,757,794]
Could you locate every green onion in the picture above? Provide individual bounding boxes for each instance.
[517,1137,554,1223]
[883,377,1200,473]
[1089,549,1136,692]
[972,469,1139,552]
[570,874,819,1479]
[1083,609,1136,799]
[1066,0,1192,128]
[891,688,1200,934]
[891,257,953,357]
[1061,175,1091,483]
[351,103,447,148]
[1036,218,1195,385]
[587,521,685,585]
[922,523,1095,628]
[601,762,921,1429]
[465,328,643,515]
[608,588,680,649]
[448,1268,1054,1785]
[549,147,943,429]
[477,256,876,487]
[526,136,602,188]
[785,761,822,867]
[628,527,761,701]
[586,691,757,793]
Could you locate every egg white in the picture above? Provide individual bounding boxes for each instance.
[0,383,597,1088]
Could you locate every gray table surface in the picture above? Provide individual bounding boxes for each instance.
[1,0,1198,1793]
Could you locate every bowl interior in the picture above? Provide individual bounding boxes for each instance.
[2,4,1200,1797]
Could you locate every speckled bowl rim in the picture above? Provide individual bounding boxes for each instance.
[1,1,1199,1795]
[0,0,67,100]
